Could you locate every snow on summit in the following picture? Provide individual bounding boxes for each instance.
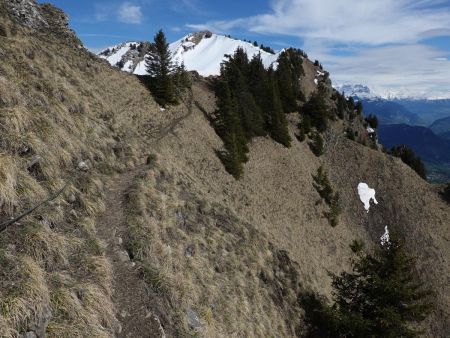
[98,31,280,77]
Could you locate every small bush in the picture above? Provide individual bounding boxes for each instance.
[0,23,8,37]
[146,153,157,167]
[141,264,169,296]
[309,132,324,156]
[346,128,355,141]
[313,166,341,226]
[441,182,450,204]
[325,192,341,227]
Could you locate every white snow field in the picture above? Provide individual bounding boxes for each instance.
[99,33,282,77]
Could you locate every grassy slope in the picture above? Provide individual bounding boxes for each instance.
[148,79,450,336]
[0,3,449,337]
[0,8,176,337]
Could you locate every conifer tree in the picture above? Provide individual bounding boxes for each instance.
[389,145,426,179]
[331,236,433,337]
[355,100,363,115]
[173,62,191,95]
[268,77,291,147]
[248,53,271,125]
[302,236,433,337]
[276,51,298,113]
[309,131,324,156]
[215,78,248,178]
[302,88,329,132]
[441,182,450,204]
[365,114,379,128]
[337,92,345,119]
[145,29,176,106]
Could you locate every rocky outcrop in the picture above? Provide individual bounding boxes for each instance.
[3,0,80,44]
[4,0,48,30]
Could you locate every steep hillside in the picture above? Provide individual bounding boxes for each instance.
[99,31,280,77]
[0,1,449,338]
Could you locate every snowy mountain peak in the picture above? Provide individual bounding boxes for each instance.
[333,84,379,100]
[332,83,443,100]
[98,32,281,77]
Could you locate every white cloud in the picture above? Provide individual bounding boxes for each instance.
[189,0,450,45]
[117,2,142,24]
[186,0,450,98]
[325,44,450,99]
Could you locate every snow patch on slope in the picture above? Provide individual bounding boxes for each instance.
[357,183,378,212]
[380,226,390,246]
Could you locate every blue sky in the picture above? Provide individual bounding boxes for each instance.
[39,0,450,98]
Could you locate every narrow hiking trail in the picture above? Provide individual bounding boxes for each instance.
[95,93,193,337]
[96,165,164,337]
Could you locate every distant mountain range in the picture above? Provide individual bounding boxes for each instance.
[378,124,450,165]
[378,124,450,182]
[430,116,450,140]
[362,99,422,125]
[337,84,450,182]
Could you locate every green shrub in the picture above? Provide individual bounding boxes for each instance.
[302,237,434,337]
[309,132,324,156]
[441,182,450,204]
[313,166,341,226]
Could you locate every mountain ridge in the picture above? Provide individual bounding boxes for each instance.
[98,31,282,77]
[334,82,450,100]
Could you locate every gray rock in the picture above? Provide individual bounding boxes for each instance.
[28,305,51,338]
[117,250,130,263]
[6,244,16,252]
[69,209,78,219]
[185,245,195,258]
[76,288,87,302]
[67,193,76,203]
[186,308,201,330]
[27,155,42,170]
[77,160,90,171]
[6,0,47,30]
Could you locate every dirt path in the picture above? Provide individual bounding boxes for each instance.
[95,92,193,337]
[96,166,164,337]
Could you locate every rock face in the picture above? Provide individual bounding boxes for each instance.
[5,0,48,30]
[19,305,51,338]
[4,0,79,43]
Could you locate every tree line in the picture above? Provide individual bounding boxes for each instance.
[213,47,307,178]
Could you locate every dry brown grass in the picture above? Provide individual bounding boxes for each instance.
[124,164,304,337]
[0,4,448,337]
[0,256,50,338]
[0,10,166,336]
